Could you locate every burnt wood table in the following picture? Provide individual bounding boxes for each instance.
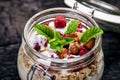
[0,0,120,80]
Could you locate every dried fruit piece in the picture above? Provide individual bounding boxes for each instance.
[78,22,82,28]
[34,42,41,51]
[44,40,48,47]
[68,55,75,59]
[54,15,66,28]
[61,34,68,38]
[77,29,83,33]
[85,38,95,49]
[50,54,54,58]
[44,22,49,26]
[58,48,68,59]
[79,46,88,56]
[61,33,78,40]
[70,42,80,55]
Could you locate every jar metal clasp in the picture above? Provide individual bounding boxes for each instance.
[27,63,56,80]
[72,2,96,18]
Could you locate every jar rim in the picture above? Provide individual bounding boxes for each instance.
[23,7,101,64]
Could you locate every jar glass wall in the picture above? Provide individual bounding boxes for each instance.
[17,8,104,80]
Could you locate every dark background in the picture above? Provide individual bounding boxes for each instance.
[0,0,120,80]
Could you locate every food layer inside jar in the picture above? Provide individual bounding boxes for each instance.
[18,48,104,80]
[29,15,103,59]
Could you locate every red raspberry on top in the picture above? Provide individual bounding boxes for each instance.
[54,15,66,28]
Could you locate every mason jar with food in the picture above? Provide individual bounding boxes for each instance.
[17,8,104,80]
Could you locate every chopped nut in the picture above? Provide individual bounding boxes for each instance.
[68,75,78,80]
[89,61,98,71]
[90,71,96,76]
[75,32,82,41]
[85,38,95,49]
[70,42,80,55]
[74,32,83,42]
[61,75,69,80]
[74,37,80,42]
[89,61,98,76]
[90,64,97,70]
[58,48,68,59]
[79,73,86,80]
[80,67,91,76]
[69,32,78,38]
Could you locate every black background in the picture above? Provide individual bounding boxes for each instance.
[0,0,120,80]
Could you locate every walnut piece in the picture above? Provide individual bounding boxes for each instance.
[58,48,68,59]
[70,42,80,55]
[85,38,95,49]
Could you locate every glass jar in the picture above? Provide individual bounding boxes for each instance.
[17,8,104,80]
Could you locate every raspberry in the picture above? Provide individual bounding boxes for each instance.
[44,40,48,47]
[44,22,49,26]
[61,34,68,38]
[34,42,41,51]
[51,54,54,58]
[79,46,88,56]
[68,55,75,59]
[77,29,83,33]
[78,22,82,28]
[54,15,66,28]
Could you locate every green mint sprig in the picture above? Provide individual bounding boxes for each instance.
[65,20,79,34]
[81,27,104,44]
[34,24,74,52]
[50,31,74,52]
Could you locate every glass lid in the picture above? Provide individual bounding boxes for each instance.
[76,0,120,15]
[64,0,120,24]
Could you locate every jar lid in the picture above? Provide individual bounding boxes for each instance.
[64,0,120,32]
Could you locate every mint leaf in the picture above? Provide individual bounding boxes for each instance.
[50,39,63,52]
[50,41,58,49]
[65,20,79,34]
[49,32,74,52]
[34,24,54,40]
[56,45,63,52]
[54,31,62,40]
[63,38,74,45]
[81,27,104,44]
